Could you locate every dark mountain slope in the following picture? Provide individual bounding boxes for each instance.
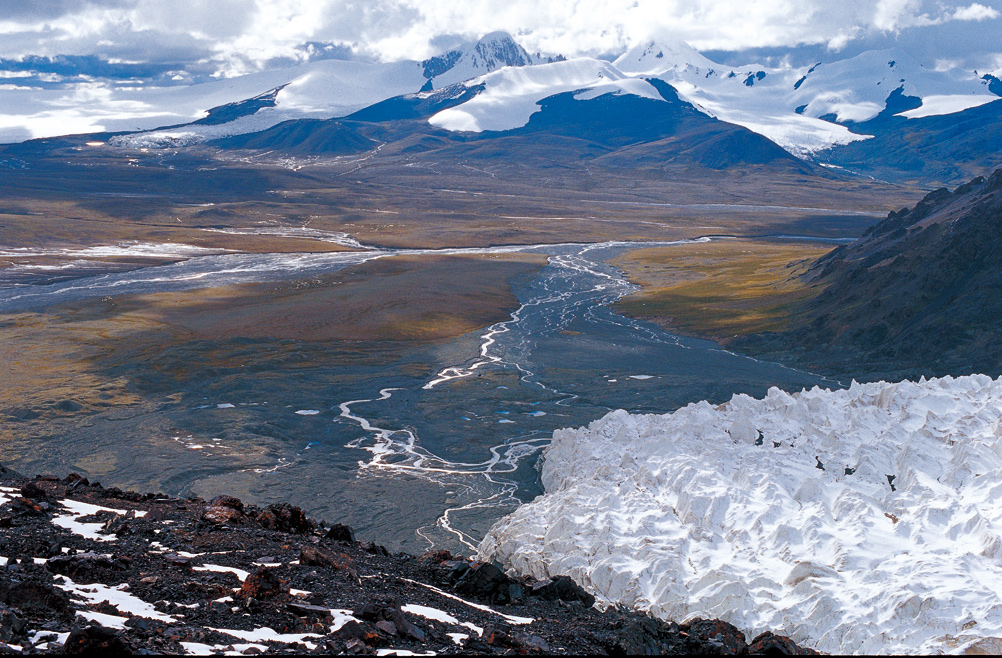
[207,119,376,155]
[209,80,816,176]
[817,99,1002,187]
[738,169,1002,378]
[482,80,808,171]
[194,85,286,126]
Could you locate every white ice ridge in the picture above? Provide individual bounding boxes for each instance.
[480,374,1002,655]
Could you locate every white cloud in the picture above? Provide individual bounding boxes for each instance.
[952,2,1001,20]
[0,0,998,75]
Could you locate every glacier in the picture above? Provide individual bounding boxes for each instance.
[480,374,1002,655]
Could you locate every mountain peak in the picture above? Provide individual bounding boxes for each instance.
[421,32,536,90]
[613,39,716,75]
[466,31,534,70]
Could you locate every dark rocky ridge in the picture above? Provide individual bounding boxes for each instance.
[0,464,817,655]
[737,168,1002,381]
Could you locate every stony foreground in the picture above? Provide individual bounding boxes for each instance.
[0,464,816,655]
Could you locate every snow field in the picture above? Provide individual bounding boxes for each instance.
[480,374,1002,654]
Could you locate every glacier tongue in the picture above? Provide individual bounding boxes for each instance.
[479,374,1002,655]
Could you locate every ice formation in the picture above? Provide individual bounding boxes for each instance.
[480,375,1002,655]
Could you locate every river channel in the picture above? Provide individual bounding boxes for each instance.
[1,239,833,554]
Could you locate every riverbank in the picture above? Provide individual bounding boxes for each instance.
[609,237,833,343]
[0,465,816,655]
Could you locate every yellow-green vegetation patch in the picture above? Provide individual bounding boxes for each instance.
[610,239,834,341]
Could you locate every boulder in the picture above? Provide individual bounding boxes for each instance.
[325,523,356,543]
[255,503,313,534]
[354,599,425,641]
[299,545,348,570]
[200,495,246,526]
[236,567,288,601]
[683,617,748,655]
[529,575,595,607]
[0,603,26,645]
[63,624,132,654]
[749,631,818,655]
[46,552,129,580]
[0,577,70,617]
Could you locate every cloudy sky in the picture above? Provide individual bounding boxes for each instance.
[0,0,999,80]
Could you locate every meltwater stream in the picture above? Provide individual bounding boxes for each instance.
[0,239,833,554]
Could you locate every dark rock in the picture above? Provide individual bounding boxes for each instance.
[299,545,349,570]
[287,602,333,618]
[236,567,288,601]
[608,616,679,655]
[255,503,313,534]
[201,495,247,526]
[19,482,48,501]
[64,473,90,488]
[749,631,818,655]
[453,561,515,604]
[359,541,389,556]
[354,599,425,642]
[512,631,551,653]
[102,515,133,536]
[529,575,595,607]
[335,620,385,646]
[0,518,10,529]
[325,523,356,543]
[374,619,397,635]
[0,578,70,616]
[9,497,46,516]
[0,603,26,645]
[64,624,132,654]
[684,617,748,655]
[46,552,129,580]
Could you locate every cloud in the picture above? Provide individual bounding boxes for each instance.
[952,2,1001,20]
[0,0,998,77]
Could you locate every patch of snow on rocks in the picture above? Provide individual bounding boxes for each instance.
[208,626,322,648]
[480,375,1002,655]
[52,500,146,541]
[55,575,176,624]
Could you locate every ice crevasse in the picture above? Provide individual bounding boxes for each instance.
[479,374,1002,655]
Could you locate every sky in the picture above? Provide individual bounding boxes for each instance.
[0,0,999,81]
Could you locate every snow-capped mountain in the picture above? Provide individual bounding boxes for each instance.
[5,32,543,147]
[111,31,551,148]
[6,30,1000,183]
[422,31,552,90]
[428,57,665,133]
[612,40,999,156]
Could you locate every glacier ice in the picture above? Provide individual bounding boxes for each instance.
[480,374,1002,654]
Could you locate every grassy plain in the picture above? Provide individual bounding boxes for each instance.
[611,239,834,341]
[0,253,545,439]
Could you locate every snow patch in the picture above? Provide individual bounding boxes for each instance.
[208,626,321,648]
[899,94,998,118]
[193,564,251,582]
[52,500,146,542]
[400,578,532,625]
[481,375,1002,655]
[429,58,663,133]
[55,575,176,624]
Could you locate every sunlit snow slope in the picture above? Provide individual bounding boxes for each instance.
[428,58,664,132]
[614,41,998,157]
[481,375,1002,655]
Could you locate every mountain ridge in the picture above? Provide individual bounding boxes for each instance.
[736,168,1002,378]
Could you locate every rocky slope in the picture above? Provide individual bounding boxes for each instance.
[738,168,1002,379]
[0,465,815,655]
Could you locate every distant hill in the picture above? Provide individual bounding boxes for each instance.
[817,99,1002,187]
[207,119,375,155]
[739,169,1002,378]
